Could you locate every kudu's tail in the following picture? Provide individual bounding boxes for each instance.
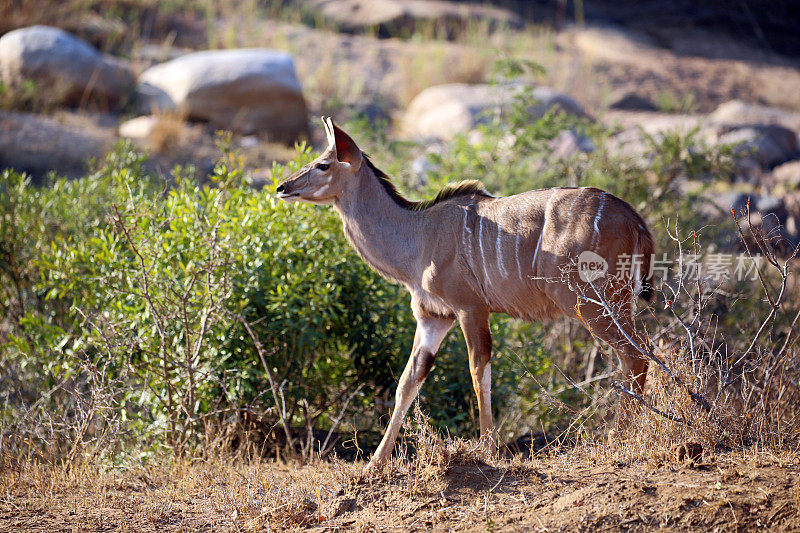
[635,225,655,303]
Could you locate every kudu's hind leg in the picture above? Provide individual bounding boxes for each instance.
[457,309,497,455]
[585,309,649,431]
[367,313,453,469]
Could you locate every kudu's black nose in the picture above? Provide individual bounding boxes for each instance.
[276,184,284,193]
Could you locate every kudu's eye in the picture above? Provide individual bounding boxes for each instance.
[316,162,330,171]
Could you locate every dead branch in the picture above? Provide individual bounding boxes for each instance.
[230,311,295,452]
[612,381,688,425]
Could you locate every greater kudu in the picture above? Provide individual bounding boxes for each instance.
[277,118,654,468]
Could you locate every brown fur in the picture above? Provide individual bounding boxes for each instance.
[277,119,655,469]
[366,155,491,211]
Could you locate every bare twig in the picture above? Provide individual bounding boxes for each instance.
[230,312,295,452]
[612,381,688,425]
[319,383,364,458]
[579,280,712,413]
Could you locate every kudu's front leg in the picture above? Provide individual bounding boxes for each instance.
[458,309,497,456]
[367,312,453,469]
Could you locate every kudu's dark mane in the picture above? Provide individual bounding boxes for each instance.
[363,155,492,211]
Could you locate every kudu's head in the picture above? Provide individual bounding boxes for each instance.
[276,117,362,205]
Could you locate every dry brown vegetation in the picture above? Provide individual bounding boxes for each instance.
[3,2,800,531]
[2,410,799,532]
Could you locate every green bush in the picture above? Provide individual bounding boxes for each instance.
[2,84,767,459]
[1,137,549,457]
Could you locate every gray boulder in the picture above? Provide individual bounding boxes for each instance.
[400,83,588,141]
[772,160,800,190]
[0,25,134,108]
[0,111,114,180]
[717,125,798,168]
[710,100,800,133]
[602,112,714,162]
[137,49,309,141]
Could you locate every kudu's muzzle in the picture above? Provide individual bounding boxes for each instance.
[275,168,308,201]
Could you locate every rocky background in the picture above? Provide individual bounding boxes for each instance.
[2,6,800,531]
[1,0,800,250]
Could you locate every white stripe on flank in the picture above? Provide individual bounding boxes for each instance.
[514,232,522,279]
[591,195,606,249]
[496,224,507,279]
[462,208,473,264]
[544,190,556,213]
[531,192,555,276]
[593,196,606,235]
[478,216,490,284]
[633,239,642,295]
[567,194,580,221]
[462,209,469,249]
[531,230,543,275]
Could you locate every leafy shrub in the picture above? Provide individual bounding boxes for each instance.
[3,82,790,461]
[1,137,549,458]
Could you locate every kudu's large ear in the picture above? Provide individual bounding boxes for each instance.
[322,116,335,151]
[329,120,362,171]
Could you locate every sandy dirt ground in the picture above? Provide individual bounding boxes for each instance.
[2,447,798,532]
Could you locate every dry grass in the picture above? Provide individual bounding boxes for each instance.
[2,409,799,532]
[394,41,491,106]
[0,77,75,114]
[147,112,188,153]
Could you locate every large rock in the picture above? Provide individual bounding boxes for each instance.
[710,100,800,133]
[602,112,714,161]
[0,111,114,180]
[717,125,798,169]
[310,0,523,39]
[771,160,800,190]
[603,110,799,174]
[702,190,799,256]
[400,83,588,140]
[136,49,309,141]
[0,25,134,108]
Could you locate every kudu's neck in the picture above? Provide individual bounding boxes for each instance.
[333,163,424,284]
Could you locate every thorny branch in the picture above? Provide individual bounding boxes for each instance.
[612,381,687,425]
[578,279,713,413]
[231,312,295,452]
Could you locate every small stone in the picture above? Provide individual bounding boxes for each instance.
[671,441,703,462]
[608,91,658,112]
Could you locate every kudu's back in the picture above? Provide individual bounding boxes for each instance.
[441,186,653,323]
